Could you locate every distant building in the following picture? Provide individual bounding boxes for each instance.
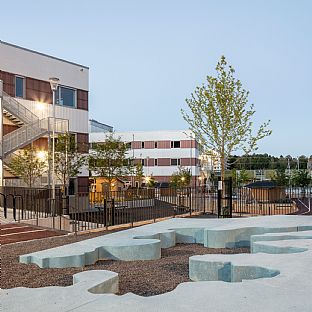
[90,129,200,186]
[89,119,113,133]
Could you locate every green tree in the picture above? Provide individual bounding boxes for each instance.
[182,56,271,181]
[53,133,87,195]
[291,170,311,187]
[134,162,144,188]
[271,169,290,186]
[9,147,46,187]
[170,167,192,188]
[237,169,250,185]
[89,133,133,191]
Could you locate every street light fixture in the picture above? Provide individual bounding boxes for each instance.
[49,77,59,214]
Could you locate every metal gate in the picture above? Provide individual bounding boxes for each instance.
[217,178,233,218]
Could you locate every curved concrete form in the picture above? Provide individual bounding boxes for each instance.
[4,215,312,311]
[19,215,312,268]
[189,254,280,282]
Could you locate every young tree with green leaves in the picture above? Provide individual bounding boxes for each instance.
[89,133,133,191]
[271,169,290,187]
[170,167,192,188]
[135,162,144,188]
[9,147,47,187]
[53,133,87,195]
[291,170,311,188]
[182,56,272,181]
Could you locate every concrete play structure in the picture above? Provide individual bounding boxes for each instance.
[3,215,312,311]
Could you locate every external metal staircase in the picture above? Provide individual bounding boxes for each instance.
[1,91,68,159]
[2,91,39,125]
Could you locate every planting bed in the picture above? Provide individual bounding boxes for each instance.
[1,232,249,296]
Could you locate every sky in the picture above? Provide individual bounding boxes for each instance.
[1,0,311,157]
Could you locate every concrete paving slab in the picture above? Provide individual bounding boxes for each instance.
[3,215,312,311]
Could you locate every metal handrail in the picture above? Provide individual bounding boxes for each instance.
[2,91,39,125]
[3,117,69,157]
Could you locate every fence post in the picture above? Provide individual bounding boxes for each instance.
[229,177,233,218]
[111,198,115,226]
[0,193,6,218]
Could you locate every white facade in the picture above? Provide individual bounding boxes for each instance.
[0,41,89,187]
[90,130,200,183]
[0,41,88,90]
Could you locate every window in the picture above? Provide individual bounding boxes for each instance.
[171,141,181,148]
[125,142,131,149]
[154,159,158,166]
[141,142,145,148]
[170,158,181,166]
[141,159,145,166]
[56,86,76,107]
[68,178,76,195]
[154,141,158,148]
[15,76,24,98]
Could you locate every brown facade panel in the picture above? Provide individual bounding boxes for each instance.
[158,158,170,166]
[32,138,48,150]
[1,70,89,110]
[77,89,88,111]
[181,140,197,148]
[147,158,154,166]
[3,124,19,135]
[0,70,15,96]
[26,77,52,103]
[144,141,155,149]
[158,140,171,149]
[77,133,89,153]
[181,158,197,166]
[77,177,89,193]
[132,141,142,149]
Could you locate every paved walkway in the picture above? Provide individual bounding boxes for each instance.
[0,223,66,245]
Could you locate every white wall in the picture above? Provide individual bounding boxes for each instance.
[0,41,88,90]
[90,130,200,178]
[19,99,89,134]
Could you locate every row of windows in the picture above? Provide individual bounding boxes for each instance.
[140,158,181,166]
[128,140,182,149]
[14,76,76,108]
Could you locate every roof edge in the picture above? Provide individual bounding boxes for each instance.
[0,40,89,70]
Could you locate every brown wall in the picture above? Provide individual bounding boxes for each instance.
[158,140,171,149]
[77,133,89,152]
[77,90,88,110]
[3,124,19,135]
[26,77,52,103]
[158,158,170,166]
[181,158,197,166]
[0,70,15,96]
[78,177,89,193]
[32,138,48,150]
[0,70,88,111]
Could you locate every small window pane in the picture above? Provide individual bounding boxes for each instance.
[57,86,76,107]
[171,159,178,166]
[15,77,24,98]
[154,159,158,166]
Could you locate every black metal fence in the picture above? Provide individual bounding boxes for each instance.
[0,186,62,222]
[2,183,311,232]
[69,188,215,232]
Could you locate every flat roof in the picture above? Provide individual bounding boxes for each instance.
[0,40,89,69]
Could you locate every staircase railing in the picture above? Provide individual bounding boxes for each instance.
[3,117,68,157]
[2,91,39,125]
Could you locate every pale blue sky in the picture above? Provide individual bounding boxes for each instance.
[1,0,311,156]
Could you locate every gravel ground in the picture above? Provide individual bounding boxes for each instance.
[1,231,249,296]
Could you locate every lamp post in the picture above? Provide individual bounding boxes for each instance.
[49,77,59,214]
